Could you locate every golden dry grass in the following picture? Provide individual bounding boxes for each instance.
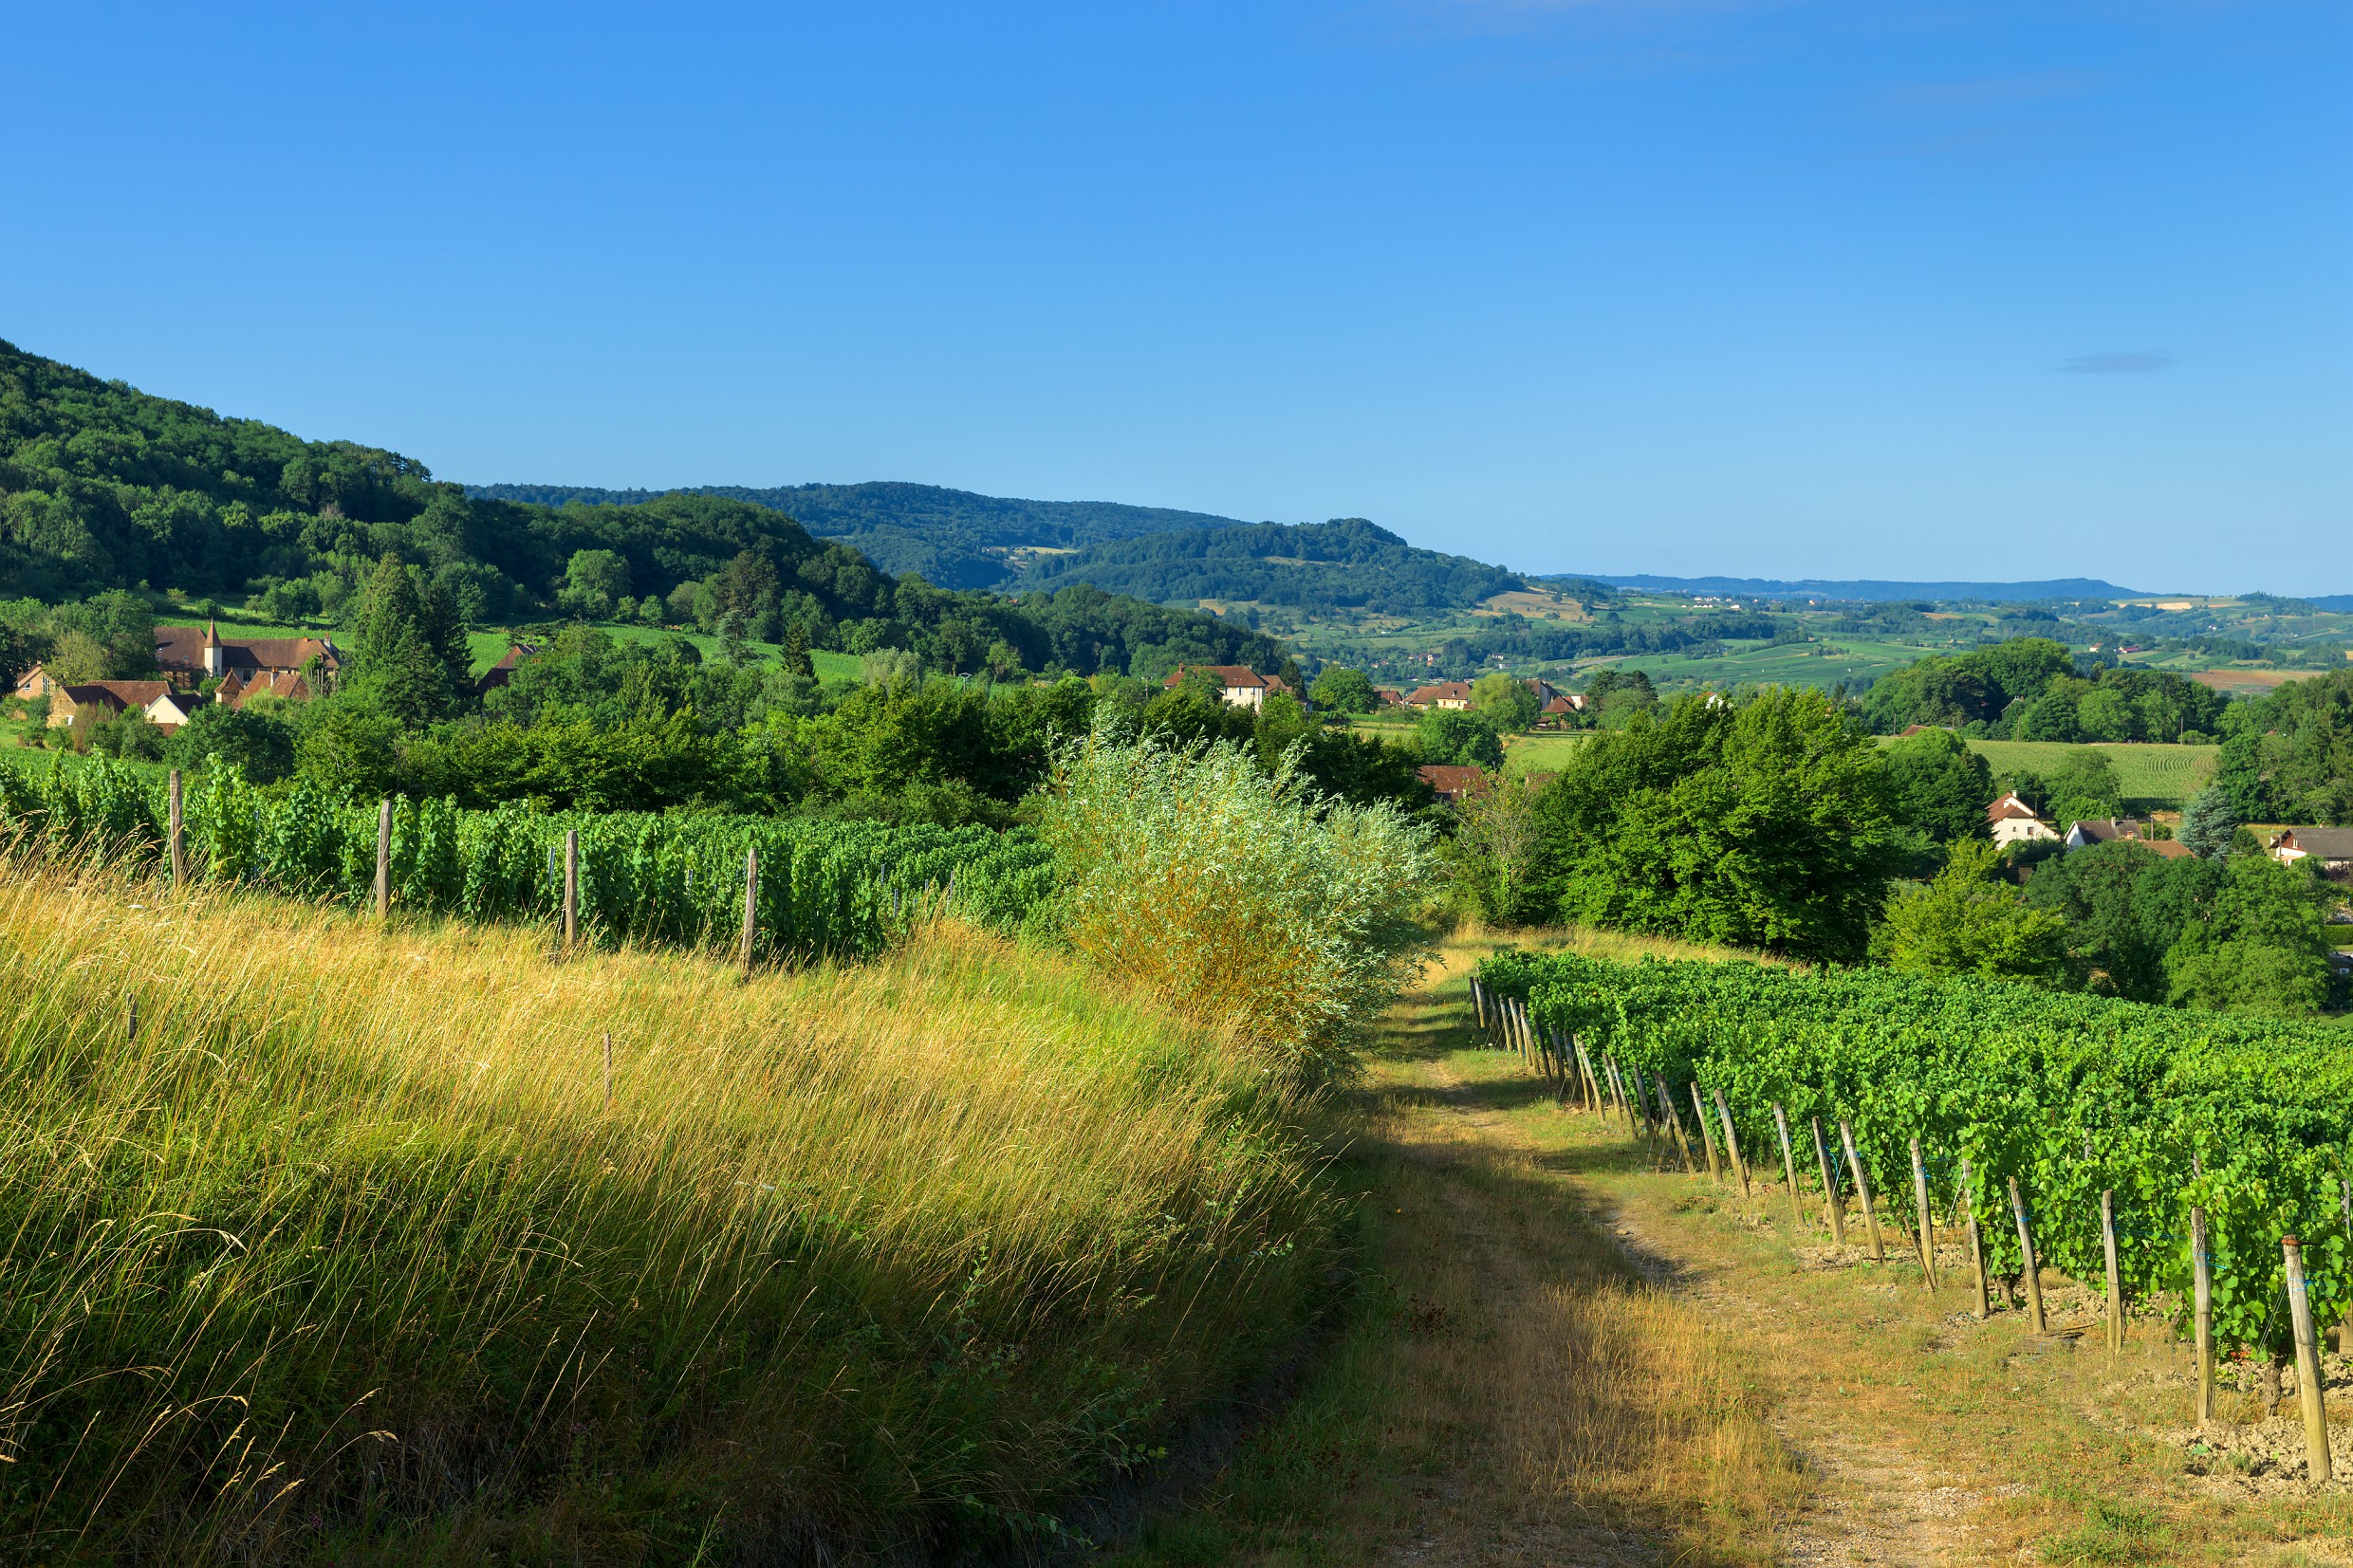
[0,862,1339,1561]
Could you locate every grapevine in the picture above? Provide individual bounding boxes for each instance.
[0,754,1057,961]
[1475,948,2353,1356]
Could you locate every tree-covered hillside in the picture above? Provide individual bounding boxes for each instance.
[467,481,1253,589]
[1014,518,1526,615]
[0,340,1276,681]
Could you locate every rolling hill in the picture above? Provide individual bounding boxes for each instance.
[466,480,1255,589]
[1012,518,1530,615]
[1580,573,2157,602]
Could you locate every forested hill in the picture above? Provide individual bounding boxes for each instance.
[1014,518,1527,614]
[0,339,1279,680]
[1582,573,2155,602]
[466,481,1254,590]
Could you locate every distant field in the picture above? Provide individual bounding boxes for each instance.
[1911,738,2219,807]
[1499,731,1590,777]
[1601,636,1945,693]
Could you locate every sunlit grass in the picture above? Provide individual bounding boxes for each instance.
[0,863,1339,1560]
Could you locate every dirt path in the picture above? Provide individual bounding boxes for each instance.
[1104,943,2352,1568]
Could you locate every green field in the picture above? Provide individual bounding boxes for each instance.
[1915,738,2218,808]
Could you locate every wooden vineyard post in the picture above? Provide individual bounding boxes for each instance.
[602,1031,614,1113]
[1691,1083,1724,1183]
[375,798,393,920]
[1612,1061,1638,1138]
[1910,1139,1939,1292]
[2101,1190,2125,1358]
[1472,977,1487,1033]
[1773,1104,1804,1227]
[1840,1121,1886,1262]
[1579,1042,1603,1116]
[2281,1237,2332,1485]
[2341,1180,2353,1355]
[1961,1158,1989,1319]
[167,768,185,891]
[1713,1087,1751,1201]
[740,846,758,978]
[1812,1117,1846,1245]
[2190,1208,2214,1428]
[563,829,580,954]
[2010,1177,2047,1334]
[1659,1079,1696,1173]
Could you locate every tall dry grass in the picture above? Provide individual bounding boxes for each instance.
[0,863,1339,1561]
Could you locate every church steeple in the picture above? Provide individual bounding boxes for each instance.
[202,619,224,677]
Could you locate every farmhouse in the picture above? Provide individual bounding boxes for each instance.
[155,622,339,693]
[1161,665,1305,710]
[472,642,543,695]
[1403,680,1475,710]
[1985,792,2058,846]
[46,680,198,733]
[2269,827,2353,880]
[1416,764,1491,804]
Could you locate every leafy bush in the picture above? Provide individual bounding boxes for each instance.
[1036,732,1436,1078]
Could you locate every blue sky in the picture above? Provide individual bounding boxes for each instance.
[5,1,2346,592]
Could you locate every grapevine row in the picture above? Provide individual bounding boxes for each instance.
[0,755,1057,960]
[1473,948,2353,1357]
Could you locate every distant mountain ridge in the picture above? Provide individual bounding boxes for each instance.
[1013,519,1526,615]
[1574,574,2159,603]
[465,481,1255,590]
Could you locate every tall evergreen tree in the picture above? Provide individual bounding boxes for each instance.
[349,552,472,725]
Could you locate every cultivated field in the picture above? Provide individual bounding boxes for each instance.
[1954,739,2220,806]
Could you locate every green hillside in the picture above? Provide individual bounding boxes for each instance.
[1015,518,1529,615]
[0,340,1276,682]
[468,480,1253,590]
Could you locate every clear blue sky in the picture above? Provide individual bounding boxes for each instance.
[6,2,2347,592]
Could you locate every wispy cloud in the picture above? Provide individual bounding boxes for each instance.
[2059,351,2177,374]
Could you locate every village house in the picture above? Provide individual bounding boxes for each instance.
[472,642,543,696]
[1403,680,1474,710]
[1416,764,1491,804]
[155,622,339,694]
[1161,665,1306,710]
[2064,818,2196,858]
[1986,792,2059,846]
[2269,827,2353,880]
[45,679,199,734]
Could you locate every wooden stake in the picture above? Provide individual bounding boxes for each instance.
[563,829,580,953]
[2010,1176,2046,1334]
[2341,1180,2352,1356]
[602,1030,614,1113]
[1840,1121,1885,1261]
[1910,1139,1939,1291]
[1961,1157,1989,1319]
[1812,1117,1846,1245]
[1691,1082,1723,1183]
[375,798,393,920]
[2101,1190,2125,1358]
[1659,1078,1696,1173]
[167,768,185,890]
[1713,1086,1751,1200]
[740,845,758,977]
[2281,1236,2332,1485]
[1773,1104,1804,1227]
[1471,977,1487,1031]
[2190,1207,2214,1428]
[126,994,138,1043]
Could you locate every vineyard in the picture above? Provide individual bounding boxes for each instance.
[1472,950,2353,1380]
[0,754,1057,959]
